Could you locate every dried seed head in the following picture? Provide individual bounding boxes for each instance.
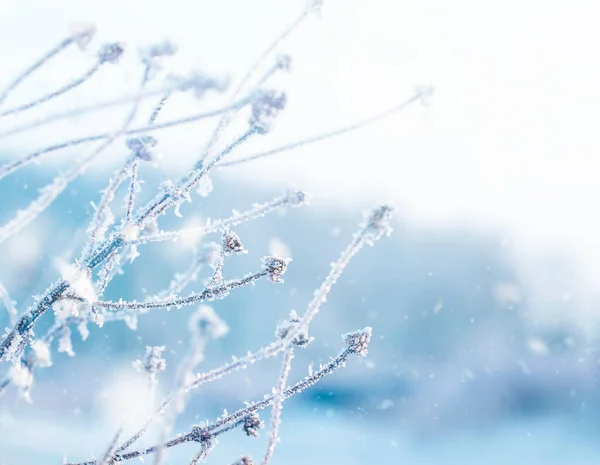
[168,71,229,98]
[249,90,287,135]
[261,256,291,283]
[276,54,292,72]
[276,310,313,347]
[243,412,263,437]
[343,327,372,357]
[69,22,96,50]
[222,229,246,256]
[285,187,310,207]
[363,204,394,243]
[140,40,177,69]
[98,42,125,64]
[415,85,435,105]
[126,135,158,161]
[309,0,324,15]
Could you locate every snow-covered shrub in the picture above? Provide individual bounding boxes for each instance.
[0,3,427,463]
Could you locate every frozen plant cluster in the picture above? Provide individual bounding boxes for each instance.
[0,2,428,464]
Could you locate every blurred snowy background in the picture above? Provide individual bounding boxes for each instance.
[2,0,600,464]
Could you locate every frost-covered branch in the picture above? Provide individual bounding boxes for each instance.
[199,1,315,163]
[218,91,428,167]
[105,330,370,464]
[0,95,253,181]
[111,209,387,456]
[129,188,307,247]
[0,65,151,245]
[0,25,95,107]
[93,266,272,313]
[262,347,294,465]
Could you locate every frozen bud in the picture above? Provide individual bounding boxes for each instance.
[363,204,394,243]
[97,42,125,64]
[415,85,435,105]
[31,340,52,367]
[309,0,324,15]
[276,54,292,72]
[243,412,263,437]
[188,305,229,340]
[126,135,158,161]
[133,346,166,383]
[231,457,254,465]
[343,327,372,357]
[276,309,313,347]
[261,256,291,283]
[69,22,96,50]
[249,90,287,135]
[285,187,310,207]
[140,40,177,69]
[222,229,246,256]
[179,71,228,98]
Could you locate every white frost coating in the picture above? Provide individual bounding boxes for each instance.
[31,340,52,367]
[56,261,96,303]
[196,175,213,197]
[57,327,75,357]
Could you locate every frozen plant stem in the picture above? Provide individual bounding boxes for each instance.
[0,63,101,118]
[199,1,314,163]
[218,92,422,167]
[0,66,151,246]
[0,84,197,140]
[262,348,294,465]
[0,96,253,181]
[104,338,364,464]
[94,269,269,312]
[0,36,76,107]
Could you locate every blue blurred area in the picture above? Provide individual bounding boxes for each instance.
[1,165,599,464]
